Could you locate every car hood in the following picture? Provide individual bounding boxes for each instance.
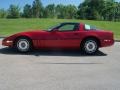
[14,30,48,36]
[4,30,47,41]
[19,30,47,34]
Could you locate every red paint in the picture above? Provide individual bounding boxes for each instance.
[2,23,114,49]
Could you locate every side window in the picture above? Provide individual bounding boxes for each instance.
[58,24,76,31]
[84,24,97,30]
[85,24,91,30]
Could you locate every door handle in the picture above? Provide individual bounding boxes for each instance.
[74,33,79,35]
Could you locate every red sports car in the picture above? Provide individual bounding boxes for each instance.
[2,22,114,54]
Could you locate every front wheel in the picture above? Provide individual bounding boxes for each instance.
[81,38,99,55]
[15,37,32,53]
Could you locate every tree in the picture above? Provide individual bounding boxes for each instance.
[77,0,120,21]
[77,0,104,20]
[0,9,7,18]
[23,4,32,18]
[102,0,118,21]
[117,2,120,21]
[7,5,20,18]
[32,0,43,18]
[55,4,77,19]
[65,5,77,19]
[56,4,66,19]
[44,4,56,18]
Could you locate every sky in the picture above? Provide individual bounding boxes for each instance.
[0,0,120,10]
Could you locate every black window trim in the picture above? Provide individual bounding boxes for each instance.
[56,23,80,32]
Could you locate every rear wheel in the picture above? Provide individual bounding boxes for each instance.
[15,37,32,52]
[81,38,99,55]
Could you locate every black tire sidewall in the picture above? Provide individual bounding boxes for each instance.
[81,38,98,54]
[15,37,32,52]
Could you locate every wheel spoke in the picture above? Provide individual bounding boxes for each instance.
[17,39,30,52]
[84,39,98,54]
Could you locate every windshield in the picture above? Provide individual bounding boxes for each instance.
[85,24,97,30]
[47,24,61,31]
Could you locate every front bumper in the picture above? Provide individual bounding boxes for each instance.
[2,39,13,47]
[100,39,114,47]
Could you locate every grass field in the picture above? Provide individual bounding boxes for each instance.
[0,18,120,39]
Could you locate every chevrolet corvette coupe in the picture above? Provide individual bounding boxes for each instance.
[2,22,114,54]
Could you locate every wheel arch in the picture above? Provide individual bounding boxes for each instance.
[13,35,33,47]
[80,36,101,48]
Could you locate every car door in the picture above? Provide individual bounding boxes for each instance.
[35,23,81,49]
[55,23,81,49]
[33,31,59,48]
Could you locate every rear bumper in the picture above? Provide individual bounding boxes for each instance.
[100,39,114,47]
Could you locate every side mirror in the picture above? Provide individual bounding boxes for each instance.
[51,29,58,32]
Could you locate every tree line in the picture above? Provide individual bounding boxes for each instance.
[0,0,120,21]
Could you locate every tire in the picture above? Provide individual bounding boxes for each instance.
[15,37,32,53]
[81,38,99,55]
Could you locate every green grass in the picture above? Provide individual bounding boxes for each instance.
[0,18,120,39]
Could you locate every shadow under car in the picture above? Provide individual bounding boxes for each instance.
[0,47,107,57]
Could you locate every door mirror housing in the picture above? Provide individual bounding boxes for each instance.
[51,29,58,32]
